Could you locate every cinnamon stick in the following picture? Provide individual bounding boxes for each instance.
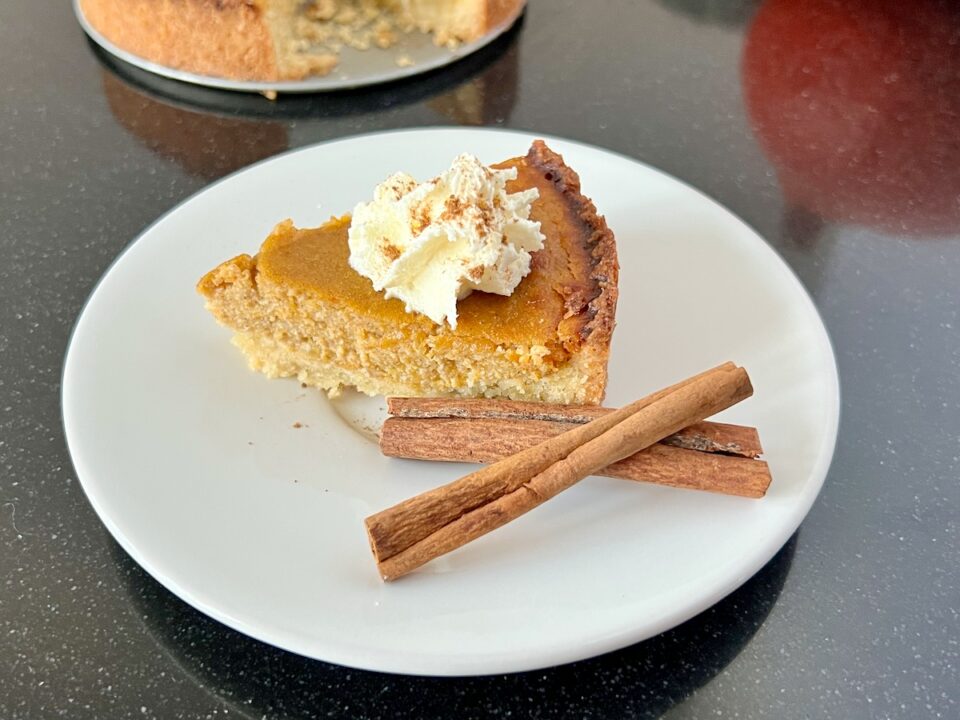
[368,362,734,566]
[380,416,770,498]
[385,397,763,457]
[365,362,753,581]
[386,396,613,424]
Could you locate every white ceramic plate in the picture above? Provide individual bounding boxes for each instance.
[62,128,839,676]
[74,0,525,93]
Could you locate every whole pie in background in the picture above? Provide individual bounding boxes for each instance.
[79,0,527,81]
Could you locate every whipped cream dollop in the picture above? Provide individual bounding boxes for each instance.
[347,153,544,328]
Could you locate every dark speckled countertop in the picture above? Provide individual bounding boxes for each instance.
[2,0,958,717]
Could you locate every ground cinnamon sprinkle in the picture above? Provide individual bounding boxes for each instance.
[382,242,401,262]
[440,195,466,221]
[410,203,431,235]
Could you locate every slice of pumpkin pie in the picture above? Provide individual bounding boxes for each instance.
[197,140,618,404]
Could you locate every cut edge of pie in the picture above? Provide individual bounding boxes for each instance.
[198,140,619,404]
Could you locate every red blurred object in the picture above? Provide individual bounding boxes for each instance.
[742,0,960,236]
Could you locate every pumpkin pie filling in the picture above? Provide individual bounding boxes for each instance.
[198,141,618,403]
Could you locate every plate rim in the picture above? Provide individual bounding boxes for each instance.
[73,0,526,94]
[61,126,841,675]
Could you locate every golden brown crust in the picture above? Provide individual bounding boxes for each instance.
[448,0,526,41]
[197,253,256,297]
[80,0,281,81]
[524,140,620,389]
[483,0,526,35]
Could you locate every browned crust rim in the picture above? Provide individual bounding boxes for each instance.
[523,140,620,354]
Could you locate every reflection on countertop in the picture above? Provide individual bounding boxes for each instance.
[102,70,290,180]
[743,0,960,238]
[425,34,517,127]
[657,0,761,27]
[110,532,797,717]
